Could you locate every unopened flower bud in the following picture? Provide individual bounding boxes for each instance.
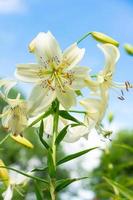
[91,32,119,47]
[124,43,133,55]
[11,135,34,149]
[108,112,114,124]
[0,160,10,186]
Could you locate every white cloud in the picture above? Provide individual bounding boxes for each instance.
[0,0,27,14]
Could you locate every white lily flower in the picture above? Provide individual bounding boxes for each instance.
[0,79,34,147]
[1,97,28,136]
[15,32,89,114]
[80,91,109,135]
[85,43,130,95]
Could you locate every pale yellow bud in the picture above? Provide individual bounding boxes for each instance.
[0,160,10,186]
[108,112,114,124]
[28,39,35,53]
[124,43,133,55]
[11,135,34,149]
[91,32,119,47]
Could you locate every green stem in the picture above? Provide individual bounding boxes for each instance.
[50,100,59,200]
[0,133,10,145]
[77,32,91,44]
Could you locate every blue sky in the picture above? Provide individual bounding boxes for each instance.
[0,0,133,129]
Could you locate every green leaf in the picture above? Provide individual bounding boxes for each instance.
[104,177,133,200]
[29,108,53,127]
[55,124,82,145]
[47,150,56,177]
[55,177,88,192]
[34,181,44,200]
[31,167,48,172]
[55,125,69,145]
[59,110,83,124]
[113,144,133,153]
[38,120,51,150]
[0,166,48,184]
[57,147,98,166]
[124,43,133,55]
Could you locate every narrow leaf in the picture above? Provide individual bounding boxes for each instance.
[113,144,133,152]
[0,166,48,184]
[55,177,88,192]
[29,108,53,127]
[55,125,69,145]
[55,124,82,145]
[38,120,51,150]
[59,110,83,124]
[34,181,44,200]
[57,147,98,166]
[104,177,133,200]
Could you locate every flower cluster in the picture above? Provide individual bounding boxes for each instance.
[0,31,132,144]
[0,31,133,200]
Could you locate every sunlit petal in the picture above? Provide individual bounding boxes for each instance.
[63,43,85,69]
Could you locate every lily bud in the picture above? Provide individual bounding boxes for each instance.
[11,135,34,149]
[124,43,133,55]
[91,32,119,47]
[108,112,114,124]
[28,39,35,53]
[0,160,10,186]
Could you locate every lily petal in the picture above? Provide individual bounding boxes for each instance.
[29,32,62,67]
[64,125,90,143]
[28,84,56,116]
[2,186,13,200]
[15,64,50,83]
[56,86,76,109]
[98,43,120,75]
[63,43,85,69]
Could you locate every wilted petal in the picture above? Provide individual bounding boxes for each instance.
[63,43,85,69]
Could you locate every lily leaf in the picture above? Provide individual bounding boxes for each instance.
[55,124,80,145]
[34,181,44,200]
[104,177,133,200]
[113,143,133,153]
[55,177,88,192]
[0,166,48,184]
[59,110,83,124]
[29,108,53,127]
[38,120,51,150]
[57,147,98,166]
